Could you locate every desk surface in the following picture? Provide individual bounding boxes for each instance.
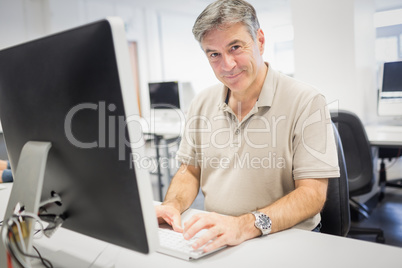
[1,183,402,268]
[365,124,402,147]
[140,117,184,137]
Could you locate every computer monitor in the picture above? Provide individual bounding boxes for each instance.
[0,17,158,265]
[149,81,181,110]
[148,81,194,124]
[377,61,402,118]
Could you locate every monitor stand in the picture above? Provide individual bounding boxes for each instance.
[0,141,51,267]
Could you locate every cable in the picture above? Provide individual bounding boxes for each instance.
[22,212,45,240]
[33,246,53,268]
[9,228,52,268]
[11,218,28,255]
[2,214,54,268]
[2,219,26,267]
[7,251,13,268]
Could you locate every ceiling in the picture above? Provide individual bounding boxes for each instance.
[374,0,402,12]
[195,0,402,13]
[121,0,402,20]
[191,0,402,28]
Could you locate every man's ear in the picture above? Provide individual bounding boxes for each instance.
[257,28,265,55]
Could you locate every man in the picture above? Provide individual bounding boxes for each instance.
[155,0,339,253]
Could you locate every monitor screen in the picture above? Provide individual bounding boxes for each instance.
[382,61,402,93]
[0,17,158,260]
[378,61,402,117]
[149,81,181,109]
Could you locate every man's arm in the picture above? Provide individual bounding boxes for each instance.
[155,164,201,232]
[183,178,328,252]
[259,178,328,233]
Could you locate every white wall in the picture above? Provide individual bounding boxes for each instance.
[291,0,376,121]
[0,0,47,48]
[159,11,216,94]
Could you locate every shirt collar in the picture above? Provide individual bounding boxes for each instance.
[217,84,229,109]
[256,62,277,108]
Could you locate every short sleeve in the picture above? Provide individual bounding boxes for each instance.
[292,94,340,179]
[175,99,199,166]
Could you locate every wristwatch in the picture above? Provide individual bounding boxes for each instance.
[252,211,272,236]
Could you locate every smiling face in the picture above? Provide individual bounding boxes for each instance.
[201,22,266,96]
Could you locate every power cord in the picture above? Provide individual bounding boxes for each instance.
[1,213,53,268]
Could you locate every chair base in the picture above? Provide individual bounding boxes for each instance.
[349,198,371,219]
[348,195,385,244]
[348,226,386,243]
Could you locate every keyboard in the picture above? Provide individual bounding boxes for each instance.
[157,227,225,260]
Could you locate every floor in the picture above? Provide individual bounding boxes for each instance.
[348,186,402,248]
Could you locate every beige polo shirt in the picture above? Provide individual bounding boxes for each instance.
[176,65,340,230]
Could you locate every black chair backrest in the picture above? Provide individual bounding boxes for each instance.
[320,123,351,236]
[330,110,374,196]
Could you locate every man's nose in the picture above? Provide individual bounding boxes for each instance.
[221,53,236,72]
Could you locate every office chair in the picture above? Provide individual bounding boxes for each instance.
[320,123,351,236]
[330,110,385,243]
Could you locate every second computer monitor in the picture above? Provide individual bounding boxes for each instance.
[149,81,181,110]
[148,81,194,123]
[378,61,402,118]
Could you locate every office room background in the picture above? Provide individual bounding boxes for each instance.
[0,0,401,202]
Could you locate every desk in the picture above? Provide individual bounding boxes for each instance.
[1,184,402,268]
[365,125,402,147]
[140,117,184,137]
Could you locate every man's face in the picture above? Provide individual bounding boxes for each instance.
[201,23,265,93]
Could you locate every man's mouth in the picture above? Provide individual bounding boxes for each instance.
[224,71,243,79]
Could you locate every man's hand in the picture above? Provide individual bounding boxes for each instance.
[182,212,259,253]
[155,204,183,233]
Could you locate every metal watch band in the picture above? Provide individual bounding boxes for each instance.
[252,211,272,236]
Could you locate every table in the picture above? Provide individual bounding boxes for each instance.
[365,124,402,147]
[1,183,402,268]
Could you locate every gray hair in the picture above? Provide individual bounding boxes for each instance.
[192,0,260,43]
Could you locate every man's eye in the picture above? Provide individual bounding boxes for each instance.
[230,45,240,51]
[210,53,219,58]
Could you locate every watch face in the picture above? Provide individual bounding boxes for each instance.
[253,212,271,235]
[257,214,271,230]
